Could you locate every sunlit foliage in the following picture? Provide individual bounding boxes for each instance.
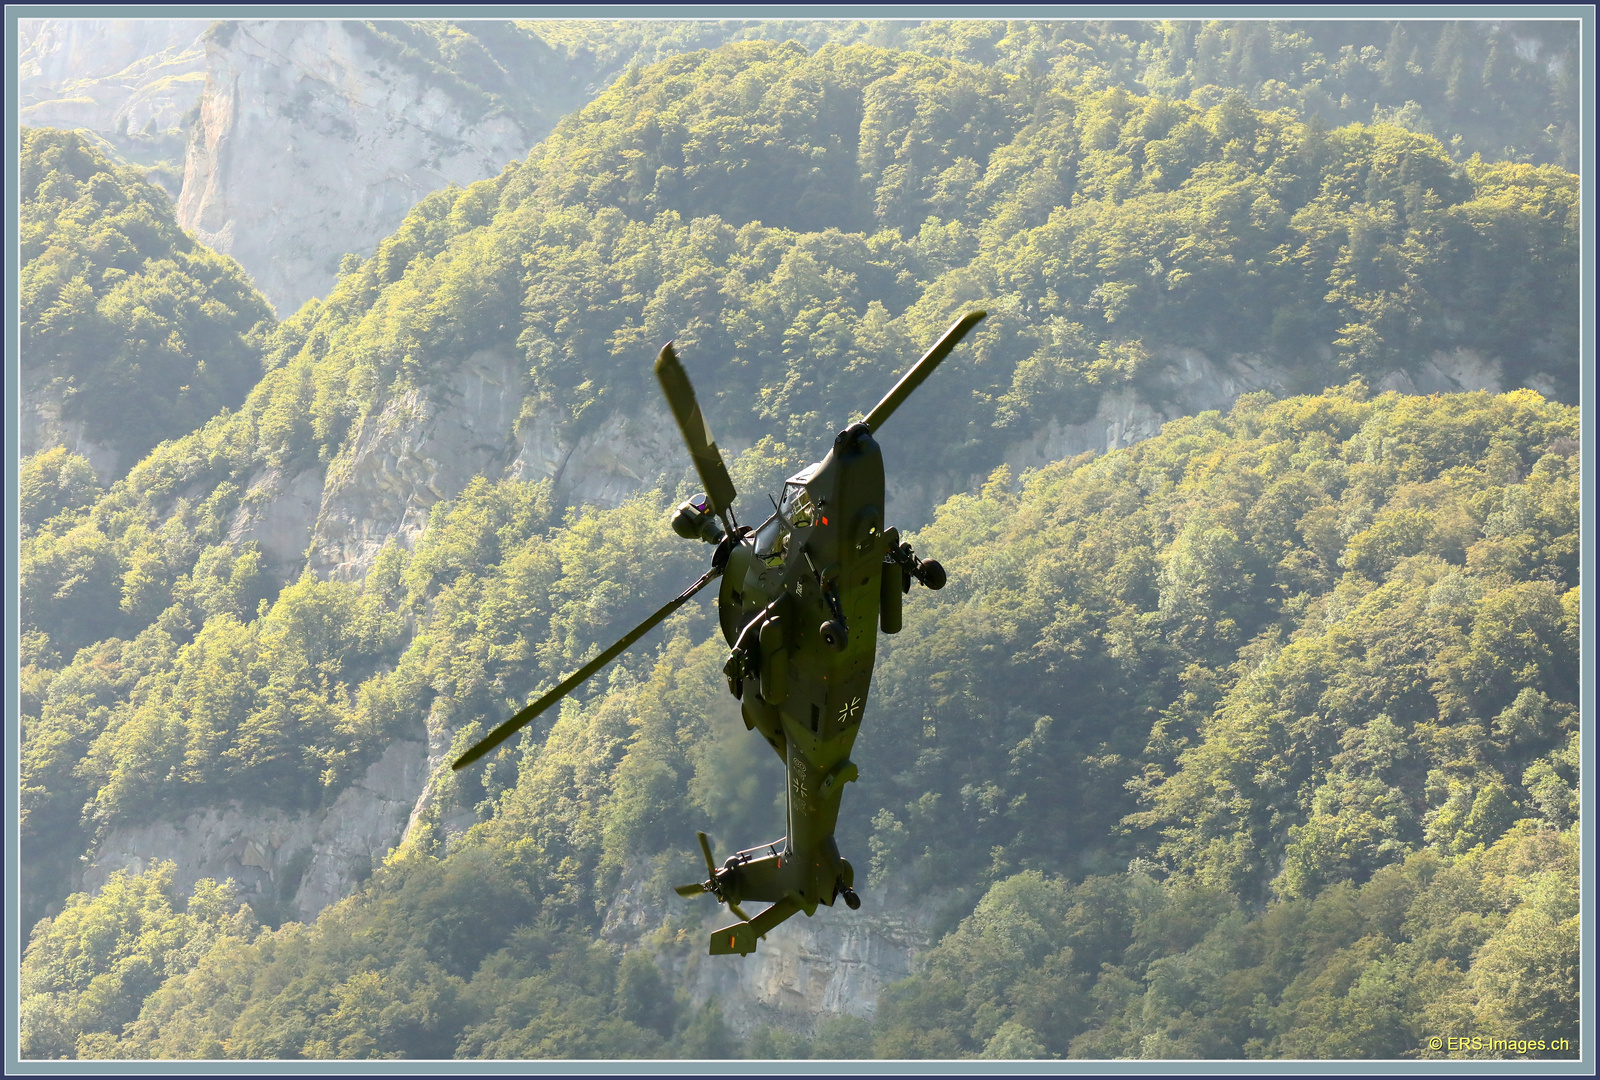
[21,130,275,468]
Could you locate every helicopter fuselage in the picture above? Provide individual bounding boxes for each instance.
[452,311,980,958]
[702,424,891,952]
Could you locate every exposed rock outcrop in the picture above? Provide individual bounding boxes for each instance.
[306,347,686,582]
[602,858,938,1036]
[999,346,1509,488]
[81,740,427,922]
[306,348,525,580]
[177,21,539,316]
[19,382,123,484]
[21,19,561,317]
[226,465,327,577]
[508,405,690,509]
[1003,348,1291,477]
[1378,347,1504,396]
[683,902,931,1033]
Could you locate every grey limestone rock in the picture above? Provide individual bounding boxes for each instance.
[307,348,525,581]
[226,466,326,577]
[19,382,123,484]
[80,740,427,923]
[176,20,535,316]
[603,857,936,1038]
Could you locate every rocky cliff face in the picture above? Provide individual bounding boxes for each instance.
[19,19,556,481]
[176,21,541,316]
[994,346,1506,497]
[239,346,687,584]
[19,383,124,485]
[83,740,427,923]
[1000,347,1291,481]
[24,19,576,319]
[680,893,933,1035]
[599,855,939,1036]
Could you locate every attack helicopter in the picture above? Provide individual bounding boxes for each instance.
[453,310,987,955]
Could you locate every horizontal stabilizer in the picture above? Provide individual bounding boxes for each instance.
[705,896,801,956]
[709,920,760,956]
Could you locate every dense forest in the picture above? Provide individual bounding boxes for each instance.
[20,129,275,469]
[22,20,1580,475]
[22,387,1580,1059]
[17,21,1583,1061]
[537,18,1581,169]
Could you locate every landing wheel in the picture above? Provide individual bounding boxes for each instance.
[820,620,848,651]
[842,887,861,910]
[920,559,947,590]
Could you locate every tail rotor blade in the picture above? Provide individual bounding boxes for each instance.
[452,566,722,771]
[690,831,748,920]
[656,343,738,521]
[862,310,986,433]
[675,882,708,898]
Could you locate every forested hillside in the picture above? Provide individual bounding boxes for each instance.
[19,130,275,473]
[540,19,1580,169]
[47,35,1569,500]
[20,19,1578,467]
[22,386,1579,1059]
[17,26,1582,1061]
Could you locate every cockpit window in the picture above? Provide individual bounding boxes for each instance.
[754,515,788,565]
[755,463,821,566]
[781,481,815,528]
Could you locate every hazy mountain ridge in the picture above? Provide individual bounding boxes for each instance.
[23,17,1578,321]
[19,18,211,137]
[17,18,1575,488]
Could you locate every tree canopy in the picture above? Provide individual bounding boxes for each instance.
[20,384,1580,1060]
[21,129,276,469]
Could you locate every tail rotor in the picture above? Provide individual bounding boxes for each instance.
[674,831,750,922]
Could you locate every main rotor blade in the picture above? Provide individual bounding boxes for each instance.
[655,343,738,518]
[862,310,987,433]
[452,566,722,771]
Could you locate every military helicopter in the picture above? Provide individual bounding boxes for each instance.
[453,310,987,955]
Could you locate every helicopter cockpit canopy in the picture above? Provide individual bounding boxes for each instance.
[754,462,822,565]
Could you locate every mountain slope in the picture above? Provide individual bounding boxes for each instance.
[20,129,275,479]
[26,17,1578,319]
[19,18,210,136]
[19,384,1580,1059]
[20,28,1579,933]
